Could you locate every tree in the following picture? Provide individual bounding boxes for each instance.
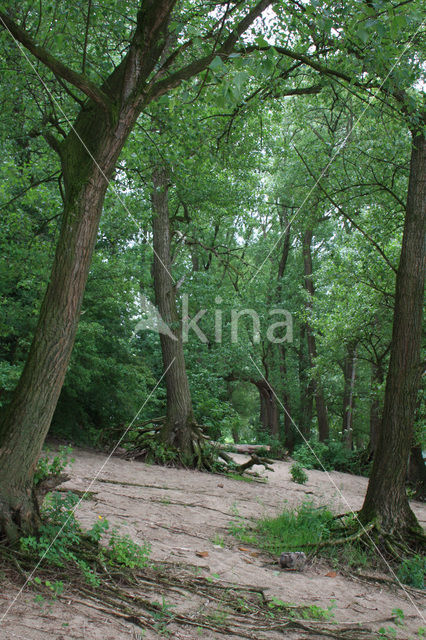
[0,0,274,539]
[359,127,425,537]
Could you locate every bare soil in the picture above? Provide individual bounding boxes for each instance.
[0,449,424,640]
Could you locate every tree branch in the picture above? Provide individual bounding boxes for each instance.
[146,0,275,102]
[294,147,397,273]
[0,12,113,111]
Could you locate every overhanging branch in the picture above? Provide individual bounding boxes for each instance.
[0,13,113,111]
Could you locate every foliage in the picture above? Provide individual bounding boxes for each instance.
[293,440,370,476]
[108,529,151,569]
[229,501,334,554]
[20,491,151,586]
[290,462,308,484]
[34,446,74,486]
[397,555,425,590]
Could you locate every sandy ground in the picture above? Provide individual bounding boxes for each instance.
[0,449,424,640]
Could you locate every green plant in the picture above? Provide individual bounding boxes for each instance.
[228,517,256,545]
[212,534,225,547]
[20,490,151,587]
[292,439,370,475]
[225,472,255,483]
[34,445,74,486]
[290,462,308,484]
[108,529,151,569]
[397,555,425,589]
[378,626,397,638]
[152,597,176,636]
[391,608,405,626]
[251,502,334,554]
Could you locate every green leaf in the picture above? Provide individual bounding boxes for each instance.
[209,56,227,74]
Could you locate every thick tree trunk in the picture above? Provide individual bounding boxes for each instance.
[408,445,426,501]
[0,0,176,538]
[151,167,198,460]
[0,105,138,538]
[253,380,279,438]
[360,133,425,533]
[342,343,357,449]
[302,230,329,441]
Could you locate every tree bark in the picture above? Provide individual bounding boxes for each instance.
[0,0,275,538]
[302,229,329,441]
[0,1,177,539]
[298,323,314,438]
[342,343,357,449]
[359,132,425,533]
[254,380,279,438]
[151,167,200,460]
[408,445,426,502]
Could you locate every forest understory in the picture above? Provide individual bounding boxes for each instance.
[0,449,424,640]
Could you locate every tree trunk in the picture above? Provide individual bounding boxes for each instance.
[278,343,295,451]
[298,323,313,438]
[0,100,140,538]
[408,445,426,502]
[0,0,274,538]
[302,229,329,441]
[368,361,384,456]
[342,343,357,449]
[254,380,279,438]
[151,167,199,461]
[359,132,425,534]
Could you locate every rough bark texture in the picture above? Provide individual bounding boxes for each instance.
[302,230,329,441]
[151,167,198,459]
[255,380,279,438]
[408,445,426,501]
[359,133,425,533]
[341,343,357,449]
[0,0,177,538]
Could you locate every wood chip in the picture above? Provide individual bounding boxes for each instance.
[196,551,209,558]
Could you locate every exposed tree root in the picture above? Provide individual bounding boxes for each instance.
[0,542,378,639]
[117,417,274,476]
[308,512,425,566]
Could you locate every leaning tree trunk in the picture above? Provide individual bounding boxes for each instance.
[151,167,201,462]
[359,132,425,534]
[302,229,329,442]
[0,0,178,539]
[0,101,142,539]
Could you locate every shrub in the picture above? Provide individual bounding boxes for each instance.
[34,445,74,486]
[290,462,308,484]
[256,502,334,554]
[293,439,370,475]
[397,555,425,589]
